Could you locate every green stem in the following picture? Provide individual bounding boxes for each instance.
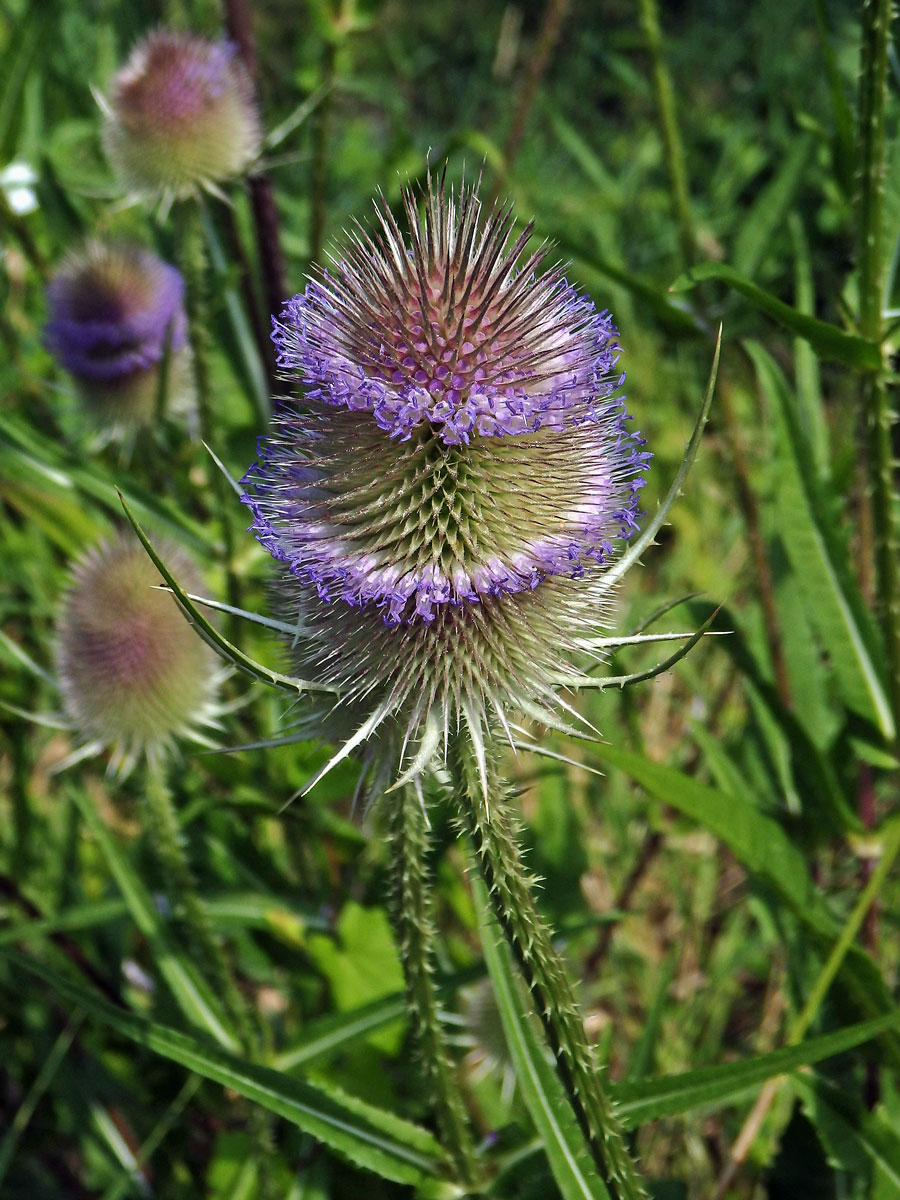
[453,738,647,1200]
[857,0,900,734]
[143,758,256,1054]
[176,202,240,623]
[386,785,478,1188]
[637,0,695,266]
[143,760,278,1197]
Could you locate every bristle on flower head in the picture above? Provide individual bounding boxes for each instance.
[45,240,191,430]
[243,173,651,783]
[102,30,261,200]
[56,535,221,776]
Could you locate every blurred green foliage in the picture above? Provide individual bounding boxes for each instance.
[3,0,900,1196]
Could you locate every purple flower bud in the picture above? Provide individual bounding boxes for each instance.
[242,175,651,772]
[102,30,261,199]
[56,536,221,776]
[45,241,192,430]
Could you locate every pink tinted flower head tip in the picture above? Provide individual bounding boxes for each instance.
[102,30,261,200]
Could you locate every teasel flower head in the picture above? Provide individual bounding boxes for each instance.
[460,978,517,1104]
[242,173,650,789]
[56,535,223,777]
[101,30,261,202]
[45,240,192,434]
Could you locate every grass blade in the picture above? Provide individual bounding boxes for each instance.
[670,262,881,369]
[71,788,241,1054]
[5,951,448,1187]
[471,872,611,1200]
[613,1009,900,1126]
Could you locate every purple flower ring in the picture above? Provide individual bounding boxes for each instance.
[45,241,191,430]
[242,174,651,759]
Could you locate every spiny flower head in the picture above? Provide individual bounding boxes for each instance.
[45,240,191,431]
[56,535,222,777]
[102,30,261,200]
[242,175,650,782]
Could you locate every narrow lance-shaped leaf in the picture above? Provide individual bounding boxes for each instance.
[670,262,881,369]
[747,340,894,740]
[6,951,449,1188]
[612,1009,900,1126]
[471,872,612,1200]
[588,741,900,1066]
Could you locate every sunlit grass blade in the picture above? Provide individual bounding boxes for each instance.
[612,1009,900,1126]
[748,341,894,740]
[70,787,242,1054]
[471,872,612,1200]
[118,489,338,696]
[670,262,881,369]
[5,952,449,1188]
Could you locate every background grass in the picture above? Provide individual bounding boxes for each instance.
[2,0,900,1196]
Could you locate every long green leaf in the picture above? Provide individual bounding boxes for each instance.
[612,1009,900,1126]
[471,873,611,1200]
[6,952,448,1188]
[670,262,881,368]
[732,135,813,279]
[588,742,814,910]
[795,1075,900,1193]
[747,341,894,739]
[71,788,241,1054]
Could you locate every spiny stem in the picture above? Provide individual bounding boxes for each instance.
[453,737,647,1200]
[385,785,479,1188]
[857,0,900,737]
[176,202,240,623]
[143,759,257,1052]
[142,759,278,1198]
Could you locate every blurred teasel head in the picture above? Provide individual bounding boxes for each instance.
[56,535,222,777]
[101,30,261,202]
[242,172,650,789]
[45,240,192,434]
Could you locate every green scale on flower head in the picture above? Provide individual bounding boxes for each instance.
[242,172,651,786]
